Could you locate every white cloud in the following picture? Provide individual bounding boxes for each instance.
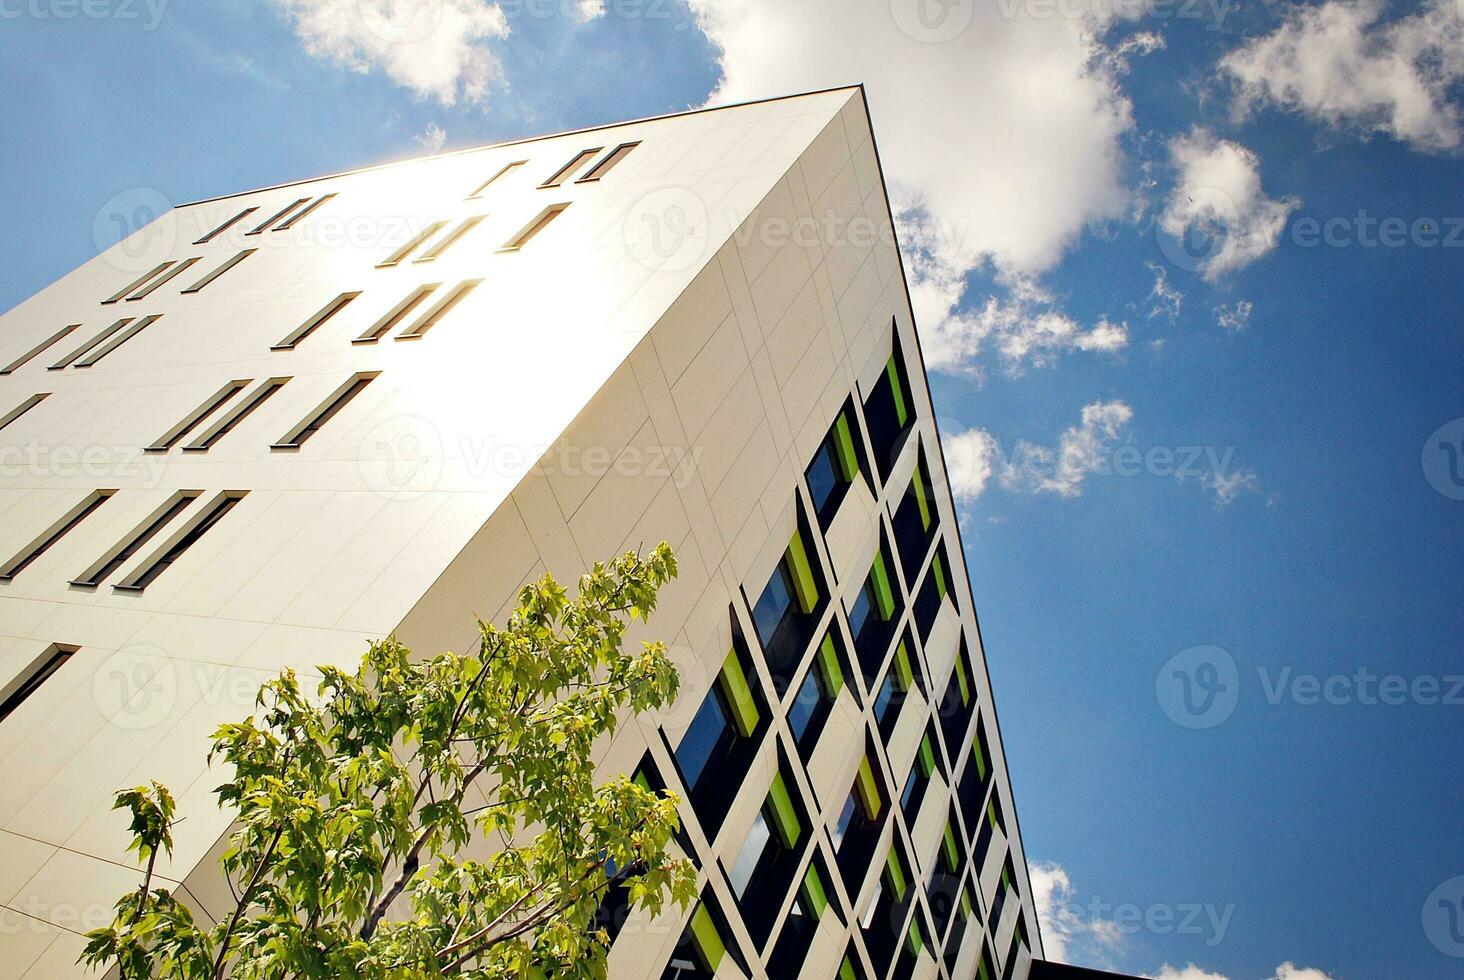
[1202,467,1260,506]
[268,0,509,106]
[942,427,1001,503]
[1214,299,1253,331]
[1222,0,1464,153]
[1004,400,1134,497]
[1148,261,1184,320]
[574,0,606,20]
[1147,963,1340,980]
[686,0,1142,370]
[415,121,448,152]
[1148,967,1232,980]
[1160,128,1300,281]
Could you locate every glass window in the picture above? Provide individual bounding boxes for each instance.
[675,686,730,790]
[728,811,770,898]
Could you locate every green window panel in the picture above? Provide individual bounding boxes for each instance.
[987,800,1001,833]
[801,863,829,919]
[960,887,975,922]
[834,413,860,481]
[912,467,932,531]
[717,651,760,738]
[977,953,993,980]
[954,651,972,708]
[917,734,937,779]
[942,822,960,872]
[765,772,802,849]
[689,904,725,972]
[785,531,821,614]
[817,633,845,697]
[1002,866,1014,892]
[893,641,915,693]
[973,736,990,782]
[869,551,896,620]
[904,917,925,957]
[886,355,909,428]
[839,955,860,980]
[633,771,652,793]
[855,757,883,819]
[932,552,948,599]
[884,848,908,902]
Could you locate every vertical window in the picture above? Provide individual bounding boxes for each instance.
[874,638,918,735]
[74,314,162,368]
[115,492,246,592]
[72,491,199,588]
[666,895,732,978]
[862,329,917,482]
[246,198,311,235]
[376,221,447,268]
[194,206,259,245]
[1,324,79,375]
[750,526,823,671]
[272,372,378,450]
[540,148,602,188]
[467,160,525,199]
[850,542,900,672]
[676,646,762,790]
[807,403,863,524]
[146,380,250,451]
[0,644,77,723]
[395,280,481,340]
[272,292,362,350]
[273,193,335,231]
[50,318,133,369]
[900,730,939,818]
[413,216,486,263]
[355,285,440,343]
[182,378,288,452]
[125,258,199,300]
[0,393,49,433]
[0,491,113,580]
[182,249,256,294]
[500,204,568,251]
[101,262,174,305]
[787,630,847,748]
[577,142,640,182]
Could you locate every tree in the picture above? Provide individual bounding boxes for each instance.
[82,544,696,979]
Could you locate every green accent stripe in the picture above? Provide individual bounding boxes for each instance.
[886,355,909,428]
[840,956,859,980]
[834,413,860,481]
[870,551,895,620]
[785,532,820,614]
[905,917,924,957]
[973,736,989,782]
[960,887,975,921]
[718,652,760,738]
[689,904,725,972]
[942,823,960,872]
[801,863,829,919]
[955,651,972,707]
[913,468,932,531]
[817,633,844,697]
[894,642,914,693]
[855,757,882,819]
[884,848,908,902]
[766,772,802,849]
[918,734,936,779]
[932,553,948,599]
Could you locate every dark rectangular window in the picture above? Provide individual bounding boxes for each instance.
[273,193,335,231]
[540,147,602,188]
[500,204,569,251]
[750,523,824,681]
[116,492,246,592]
[146,380,250,452]
[125,258,199,300]
[377,221,447,268]
[787,630,849,752]
[467,160,525,198]
[413,216,486,263]
[74,315,162,368]
[0,645,77,723]
[862,330,917,484]
[807,402,865,527]
[194,206,259,245]
[577,142,640,182]
[272,292,362,350]
[0,491,113,580]
[182,249,256,294]
[355,285,440,343]
[72,491,199,588]
[2,324,79,375]
[182,378,288,452]
[396,280,481,340]
[246,198,311,235]
[0,393,49,433]
[272,372,377,450]
[101,262,173,305]
[50,318,133,370]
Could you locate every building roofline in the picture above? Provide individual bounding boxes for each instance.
[182,83,866,209]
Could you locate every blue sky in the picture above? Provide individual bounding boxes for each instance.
[3,1,1463,977]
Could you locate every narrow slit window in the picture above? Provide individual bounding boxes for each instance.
[1,324,79,375]
[194,206,259,245]
[395,280,480,340]
[182,378,288,452]
[246,199,311,235]
[0,645,78,724]
[182,249,256,294]
[272,292,361,350]
[74,315,162,368]
[146,380,249,451]
[500,204,568,252]
[577,142,640,182]
[116,492,246,592]
[467,160,525,199]
[125,258,200,300]
[354,285,439,343]
[50,319,134,370]
[377,221,447,268]
[0,491,114,580]
[273,373,378,450]
[72,491,199,588]
[274,193,336,231]
[101,262,174,305]
[540,148,602,188]
[413,216,486,263]
[0,393,49,433]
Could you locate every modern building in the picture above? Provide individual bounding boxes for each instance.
[0,86,1042,979]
